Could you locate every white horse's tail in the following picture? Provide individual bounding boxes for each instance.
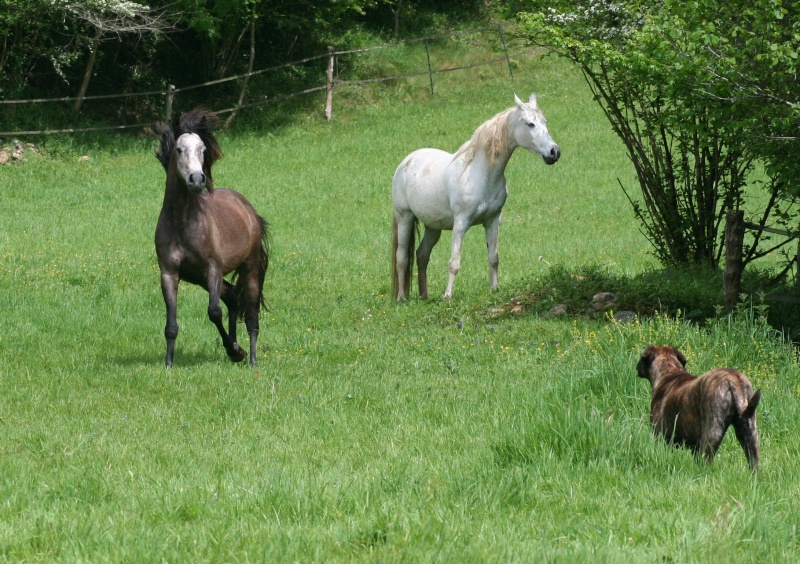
[392,215,416,299]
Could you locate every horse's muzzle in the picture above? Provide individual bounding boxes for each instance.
[187,172,207,193]
[543,145,560,165]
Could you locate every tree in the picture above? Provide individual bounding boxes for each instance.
[57,0,173,111]
[172,0,382,80]
[0,0,73,98]
[518,0,800,272]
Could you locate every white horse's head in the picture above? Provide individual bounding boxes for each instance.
[174,132,209,193]
[512,93,560,165]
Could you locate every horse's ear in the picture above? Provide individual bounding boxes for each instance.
[514,93,525,109]
[528,93,538,107]
[181,107,222,165]
[154,120,174,172]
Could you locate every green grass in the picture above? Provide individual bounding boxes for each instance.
[1,52,800,561]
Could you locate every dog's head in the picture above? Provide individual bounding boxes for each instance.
[637,345,687,383]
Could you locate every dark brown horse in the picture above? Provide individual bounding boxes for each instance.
[154,108,270,366]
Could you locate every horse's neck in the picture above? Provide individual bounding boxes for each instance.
[463,137,516,185]
[161,177,202,223]
[459,112,519,183]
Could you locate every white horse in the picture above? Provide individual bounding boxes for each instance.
[391,93,560,300]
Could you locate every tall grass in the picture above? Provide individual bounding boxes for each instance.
[1,52,799,561]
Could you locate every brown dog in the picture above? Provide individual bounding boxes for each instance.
[637,345,761,470]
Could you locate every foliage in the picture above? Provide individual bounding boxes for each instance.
[653,0,800,191]
[0,0,76,97]
[517,0,800,271]
[0,0,490,114]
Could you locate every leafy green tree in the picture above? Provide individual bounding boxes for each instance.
[168,0,383,80]
[59,0,172,110]
[0,0,75,98]
[518,0,800,271]
[646,0,800,270]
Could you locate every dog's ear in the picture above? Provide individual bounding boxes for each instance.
[637,347,654,379]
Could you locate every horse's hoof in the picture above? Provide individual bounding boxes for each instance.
[227,344,246,363]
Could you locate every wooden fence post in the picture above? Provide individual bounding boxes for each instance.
[424,39,435,95]
[325,46,334,121]
[796,241,800,288]
[166,84,176,122]
[497,25,514,80]
[723,209,745,311]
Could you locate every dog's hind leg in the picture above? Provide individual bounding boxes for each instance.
[732,389,760,471]
[699,415,728,464]
[733,419,759,471]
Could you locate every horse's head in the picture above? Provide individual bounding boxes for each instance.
[174,133,211,194]
[154,107,222,193]
[512,93,560,165]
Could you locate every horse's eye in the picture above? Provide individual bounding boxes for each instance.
[176,147,183,154]
[527,122,536,128]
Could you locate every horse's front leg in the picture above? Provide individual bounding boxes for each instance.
[485,213,502,290]
[160,270,180,367]
[207,268,246,362]
[444,220,469,300]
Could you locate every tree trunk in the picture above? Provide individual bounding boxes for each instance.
[224,18,256,130]
[74,29,102,112]
[392,0,404,38]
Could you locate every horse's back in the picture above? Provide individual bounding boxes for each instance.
[210,188,260,221]
[393,148,456,229]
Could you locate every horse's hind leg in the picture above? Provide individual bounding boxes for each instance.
[207,268,246,362]
[220,280,239,343]
[394,214,415,300]
[485,214,501,290]
[417,226,441,300]
[242,273,262,366]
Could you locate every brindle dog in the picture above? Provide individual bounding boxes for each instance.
[637,345,761,470]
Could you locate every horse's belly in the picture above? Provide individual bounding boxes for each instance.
[410,195,454,230]
[395,149,455,229]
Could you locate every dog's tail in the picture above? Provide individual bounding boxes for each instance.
[742,389,761,419]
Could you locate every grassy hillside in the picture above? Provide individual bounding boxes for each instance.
[1,52,799,561]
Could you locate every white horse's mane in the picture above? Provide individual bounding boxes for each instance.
[453,107,514,167]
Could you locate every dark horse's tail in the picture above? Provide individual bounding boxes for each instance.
[235,215,270,318]
[391,215,416,299]
[255,216,270,311]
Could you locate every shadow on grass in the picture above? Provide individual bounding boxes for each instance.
[109,349,251,369]
[483,264,800,339]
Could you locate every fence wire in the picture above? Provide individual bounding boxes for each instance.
[0,24,532,136]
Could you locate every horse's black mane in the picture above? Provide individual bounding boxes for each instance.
[154,107,223,177]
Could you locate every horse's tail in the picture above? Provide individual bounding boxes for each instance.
[255,216,270,312]
[234,215,270,319]
[391,215,416,299]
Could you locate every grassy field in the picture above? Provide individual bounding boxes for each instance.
[1,51,800,561]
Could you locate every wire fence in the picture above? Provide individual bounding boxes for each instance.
[0,24,536,137]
